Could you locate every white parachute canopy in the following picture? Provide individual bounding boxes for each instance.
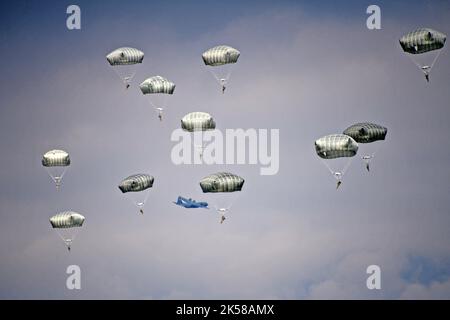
[202,45,240,93]
[50,211,85,251]
[106,47,144,88]
[315,134,359,189]
[139,76,176,121]
[199,172,244,223]
[42,149,70,190]
[181,111,216,157]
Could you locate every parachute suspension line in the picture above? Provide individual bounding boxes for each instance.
[227,191,242,212]
[55,228,80,250]
[320,158,336,176]
[368,142,381,158]
[208,68,225,92]
[138,191,150,211]
[320,157,354,180]
[194,144,204,158]
[222,67,234,87]
[113,68,136,88]
[191,140,203,157]
[147,95,168,121]
[192,132,205,157]
[212,191,242,221]
[225,68,233,83]
[361,142,382,172]
[207,67,221,83]
[219,67,232,85]
[46,167,68,190]
[59,167,68,183]
[215,206,229,224]
[341,157,354,176]
[147,100,158,110]
[55,229,67,243]
[320,158,341,189]
[207,67,233,93]
[429,48,443,71]
[71,228,80,242]
[127,71,136,82]
[127,189,151,214]
[408,54,424,70]
[148,99,166,110]
[408,49,443,76]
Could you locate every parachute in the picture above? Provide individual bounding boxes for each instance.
[106,47,144,89]
[181,112,216,157]
[50,211,85,251]
[202,45,240,93]
[139,76,176,121]
[118,174,154,214]
[42,149,70,190]
[399,28,446,82]
[343,122,387,172]
[200,172,244,223]
[315,134,359,189]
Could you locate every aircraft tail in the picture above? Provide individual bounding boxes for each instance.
[174,197,183,205]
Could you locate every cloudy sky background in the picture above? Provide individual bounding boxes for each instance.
[0,0,450,299]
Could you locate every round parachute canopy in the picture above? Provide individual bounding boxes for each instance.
[315,134,359,159]
[106,47,144,65]
[202,45,240,66]
[399,28,446,54]
[200,172,244,193]
[118,174,154,193]
[181,112,216,132]
[50,211,85,229]
[42,149,70,167]
[343,123,387,143]
[42,149,70,189]
[139,76,175,95]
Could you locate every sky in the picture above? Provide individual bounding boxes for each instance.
[0,0,450,299]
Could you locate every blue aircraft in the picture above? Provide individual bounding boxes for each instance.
[173,196,209,209]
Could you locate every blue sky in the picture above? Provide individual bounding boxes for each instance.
[0,0,450,299]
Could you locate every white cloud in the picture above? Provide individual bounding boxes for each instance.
[400,279,450,300]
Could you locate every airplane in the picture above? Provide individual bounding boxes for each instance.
[173,196,209,209]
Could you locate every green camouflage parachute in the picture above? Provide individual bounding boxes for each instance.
[106,47,144,88]
[315,134,358,159]
[399,28,446,82]
[181,112,216,157]
[315,134,358,189]
[343,123,387,143]
[50,211,85,251]
[343,123,387,172]
[118,174,154,214]
[202,45,240,93]
[139,76,175,95]
[42,149,70,190]
[181,112,216,132]
[139,76,175,121]
[200,172,244,193]
[200,172,244,223]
